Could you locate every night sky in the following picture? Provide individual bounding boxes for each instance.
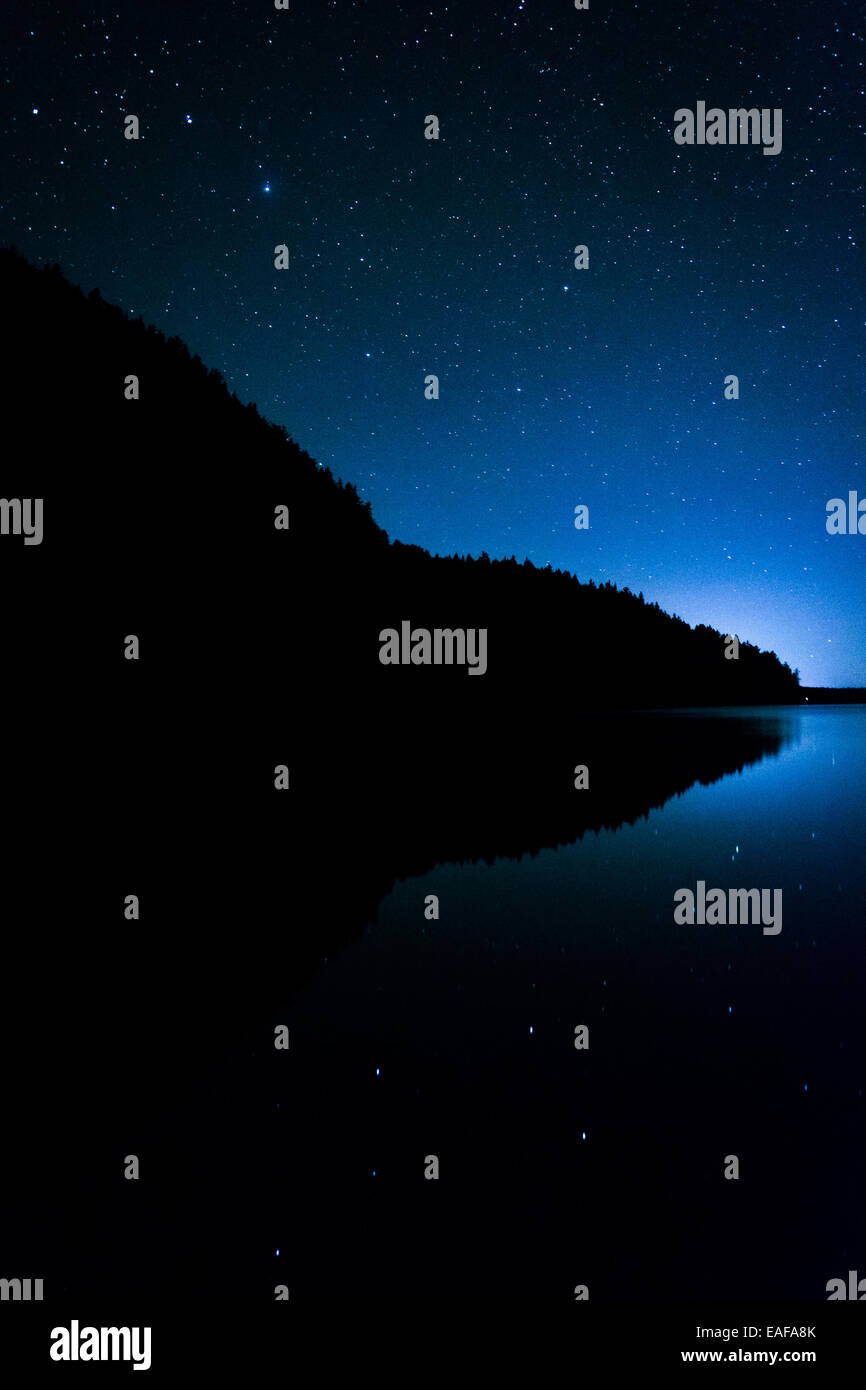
[2,0,863,684]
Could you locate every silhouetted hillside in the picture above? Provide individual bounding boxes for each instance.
[0,242,806,1094]
[0,242,803,1135]
[0,249,808,1300]
[801,687,866,703]
[2,245,799,712]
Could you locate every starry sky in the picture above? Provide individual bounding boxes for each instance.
[2,0,863,684]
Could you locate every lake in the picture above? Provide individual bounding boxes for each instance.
[280,706,866,1300]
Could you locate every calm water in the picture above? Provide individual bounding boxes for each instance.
[283,706,865,1299]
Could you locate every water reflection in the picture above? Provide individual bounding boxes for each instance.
[282,707,864,1301]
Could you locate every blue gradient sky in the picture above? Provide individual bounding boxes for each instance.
[2,0,862,682]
